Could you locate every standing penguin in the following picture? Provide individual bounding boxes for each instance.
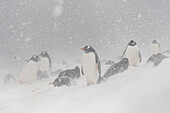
[121,40,142,67]
[19,55,40,84]
[149,40,161,56]
[38,51,52,78]
[81,45,101,86]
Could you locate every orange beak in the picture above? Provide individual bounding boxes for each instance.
[81,48,85,50]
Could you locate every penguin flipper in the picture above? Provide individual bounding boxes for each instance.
[121,46,127,59]
[98,62,101,78]
[159,43,161,52]
[94,52,101,80]
[81,66,84,75]
[139,51,142,63]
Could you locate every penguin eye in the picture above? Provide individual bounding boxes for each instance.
[87,46,90,49]
[43,52,46,54]
[34,56,36,58]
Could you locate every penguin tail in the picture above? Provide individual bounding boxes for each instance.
[97,76,106,84]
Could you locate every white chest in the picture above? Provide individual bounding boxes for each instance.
[83,52,96,66]
[124,45,140,66]
[39,58,50,72]
[19,61,39,83]
[125,45,139,58]
[150,44,160,55]
[82,52,99,84]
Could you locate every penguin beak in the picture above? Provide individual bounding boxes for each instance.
[81,48,85,50]
[53,82,57,87]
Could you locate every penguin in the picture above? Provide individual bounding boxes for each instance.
[57,66,81,80]
[147,53,168,67]
[4,73,16,85]
[19,55,40,84]
[102,58,129,79]
[121,40,142,67]
[50,76,76,87]
[162,50,170,56]
[149,40,161,56]
[81,45,101,86]
[38,51,52,78]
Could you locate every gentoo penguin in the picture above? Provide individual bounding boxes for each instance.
[102,58,129,79]
[121,40,142,67]
[57,66,81,79]
[50,76,76,87]
[4,73,16,85]
[149,40,161,56]
[147,53,168,67]
[19,55,40,84]
[38,51,52,78]
[81,45,101,86]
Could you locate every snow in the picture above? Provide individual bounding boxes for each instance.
[52,0,64,17]
[53,5,63,17]
[138,13,141,18]
[0,58,170,113]
[9,25,14,29]
[25,37,32,42]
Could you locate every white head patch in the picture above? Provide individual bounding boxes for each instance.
[87,45,90,49]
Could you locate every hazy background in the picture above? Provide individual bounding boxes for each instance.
[0,0,170,69]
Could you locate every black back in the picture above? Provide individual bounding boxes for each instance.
[147,53,168,66]
[102,58,129,79]
[51,66,80,87]
[58,66,81,79]
[105,60,114,65]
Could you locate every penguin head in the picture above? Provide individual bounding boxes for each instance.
[39,51,49,58]
[128,40,136,46]
[52,79,59,87]
[122,58,129,64]
[52,77,64,87]
[81,45,95,53]
[152,40,158,44]
[30,55,40,62]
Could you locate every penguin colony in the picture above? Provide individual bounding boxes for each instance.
[9,39,167,86]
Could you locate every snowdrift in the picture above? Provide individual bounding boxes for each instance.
[0,58,170,113]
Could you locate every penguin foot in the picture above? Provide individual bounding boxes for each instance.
[86,82,95,86]
[19,80,24,85]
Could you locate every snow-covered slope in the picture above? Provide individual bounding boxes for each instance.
[0,58,170,113]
